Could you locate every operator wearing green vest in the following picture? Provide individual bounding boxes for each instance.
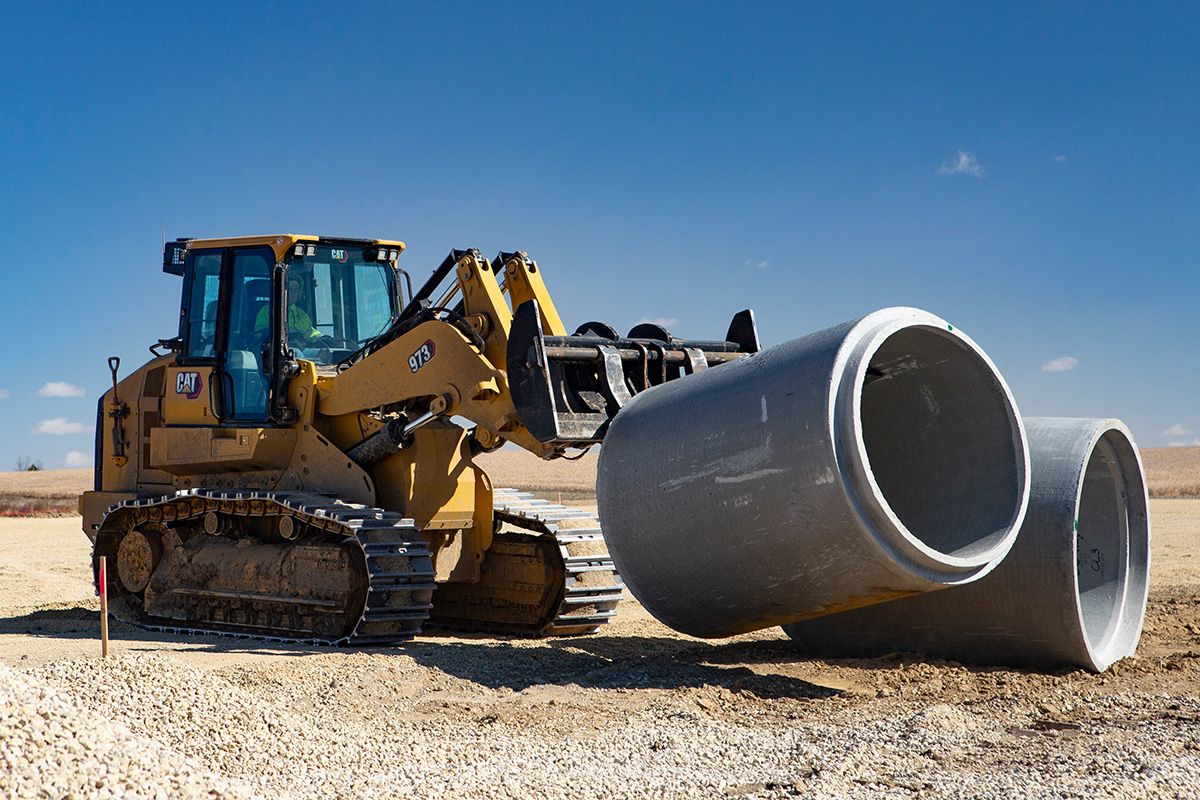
[255,274,322,345]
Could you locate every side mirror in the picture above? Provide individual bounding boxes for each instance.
[149,337,182,357]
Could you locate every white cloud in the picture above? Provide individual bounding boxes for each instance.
[37,381,86,398]
[636,317,680,329]
[1041,356,1078,373]
[0,389,9,399]
[1164,423,1193,437]
[65,450,92,467]
[1168,439,1200,448]
[937,150,984,177]
[1053,154,1067,163]
[744,259,770,270]
[32,418,92,435]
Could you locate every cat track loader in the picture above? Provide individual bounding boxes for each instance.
[80,234,758,643]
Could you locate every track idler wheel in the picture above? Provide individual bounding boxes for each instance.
[116,528,162,594]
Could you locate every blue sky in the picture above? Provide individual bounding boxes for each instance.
[1,2,1197,469]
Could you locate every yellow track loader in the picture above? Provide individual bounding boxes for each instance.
[81,235,758,643]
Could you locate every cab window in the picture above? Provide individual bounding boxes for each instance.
[183,252,222,358]
[286,245,397,366]
[354,263,394,340]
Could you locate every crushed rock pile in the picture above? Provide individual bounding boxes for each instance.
[10,651,1199,799]
[0,660,252,799]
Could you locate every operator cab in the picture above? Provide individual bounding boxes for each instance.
[164,235,405,422]
[280,243,399,364]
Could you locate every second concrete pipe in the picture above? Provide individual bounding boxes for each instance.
[782,418,1150,672]
[596,307,1030,638]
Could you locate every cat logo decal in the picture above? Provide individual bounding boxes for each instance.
[176,371,203,400]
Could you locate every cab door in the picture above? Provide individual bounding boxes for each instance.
[153,246,296,476]
[161,246,277,424]
[221,247,274,421]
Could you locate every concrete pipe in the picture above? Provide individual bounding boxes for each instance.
[782,418,1150,672]
[596,307,1029,638]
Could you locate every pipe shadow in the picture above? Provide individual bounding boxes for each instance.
[3,606,1080,682]
[1,607,840,696]
[398,634,842,699]
[14,606,1061,689]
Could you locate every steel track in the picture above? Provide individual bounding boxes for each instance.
[93,489,436,645]
[93,488,623,645]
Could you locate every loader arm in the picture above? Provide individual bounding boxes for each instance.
[316,250,565,459]
[318,248,760,458]
[315,315,554,456]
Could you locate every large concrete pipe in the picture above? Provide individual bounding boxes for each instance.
[782,418,1150,672]
[596,307,1029,638]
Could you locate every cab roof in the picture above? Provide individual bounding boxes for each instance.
[183,234,405,261]
[163,234,407,274]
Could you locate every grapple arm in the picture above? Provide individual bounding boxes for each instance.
[507,300,758,445]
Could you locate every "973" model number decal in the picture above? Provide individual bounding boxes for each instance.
[408,339,436,373]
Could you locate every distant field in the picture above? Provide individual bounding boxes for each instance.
[0,468,91,499]
[0,444,1196,514]
[477,448,598,499]
[1141,445,1200,498]
[0,452,598,514]
[0,468,90,516]
[487,447,1200,500]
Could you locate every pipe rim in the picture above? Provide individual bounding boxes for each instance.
[1070,420,1150,671]
[833,308,1030,580]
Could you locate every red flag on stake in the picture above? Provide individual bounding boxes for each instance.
[98,556,109,658]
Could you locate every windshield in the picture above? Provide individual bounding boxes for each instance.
[283,244,398,365]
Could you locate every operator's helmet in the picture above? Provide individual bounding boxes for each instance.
[287,274,305,301]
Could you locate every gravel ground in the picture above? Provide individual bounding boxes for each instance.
[0,661,254,799]
[0,502,1198,799]
[8,639,1200,800]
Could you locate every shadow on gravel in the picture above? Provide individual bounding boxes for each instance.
[0,606,101,637]
[400,635,841,699]
[0,606,318,656]
[4,609,841,695]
